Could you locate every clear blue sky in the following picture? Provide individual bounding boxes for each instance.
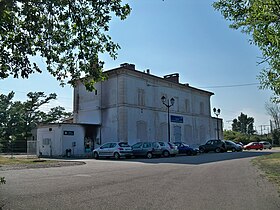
[0,0,273,133]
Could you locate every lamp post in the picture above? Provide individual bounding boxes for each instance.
[161,96,175,142]
[213,108,221,140]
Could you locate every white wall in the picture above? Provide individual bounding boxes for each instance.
[73,67,220,146]
[37,124,86,157]
[73,81,102,124]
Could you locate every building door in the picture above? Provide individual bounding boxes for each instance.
[159,123,167,142]
[184,125,192,144]
[174,125,182,142]
[40,133,53,156]
[137,121,147,142]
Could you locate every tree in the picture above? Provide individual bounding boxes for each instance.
[0,91,72,152]
[42,106,72,123]
[0,0,131,90]
[232,113,255,134]
[213,0,280,100]
[265,102,280,129]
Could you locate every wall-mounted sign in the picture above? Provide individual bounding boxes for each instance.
[171,115,183,123]
[64,131,74,136]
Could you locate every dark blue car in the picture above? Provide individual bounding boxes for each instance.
[173,142,198,156]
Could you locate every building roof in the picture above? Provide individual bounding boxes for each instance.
[104,63,214,96]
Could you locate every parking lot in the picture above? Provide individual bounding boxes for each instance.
[1,149,280,210]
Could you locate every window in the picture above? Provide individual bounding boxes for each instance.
[110,143,117,148]
[137,89,145,106]
[43,138,50,145]
[185,99,190,113]
[119,142,130,147]
[132,142,142,149]
[152,142,160,148]
[200,102,204,114]
[101,143,111,149]
[143,142,151,148]
[158,142,165,146]
[206,141,212,145]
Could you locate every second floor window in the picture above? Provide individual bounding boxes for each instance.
[185,99,190,113]
[200,102,204,114]
[138,89,145,106]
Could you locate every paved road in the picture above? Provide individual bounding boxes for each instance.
[1,150,280,210]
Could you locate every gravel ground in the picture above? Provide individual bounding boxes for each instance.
[0,160,86,171]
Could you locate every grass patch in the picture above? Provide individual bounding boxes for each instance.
[252,152,280,193]
[0,156,54,165]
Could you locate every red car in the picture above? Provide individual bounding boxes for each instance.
[243,142,264,150]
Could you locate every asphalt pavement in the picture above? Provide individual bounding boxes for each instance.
[1,150,280,210]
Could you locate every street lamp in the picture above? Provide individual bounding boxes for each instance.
[213,108,221,140]
[161,96,175,142]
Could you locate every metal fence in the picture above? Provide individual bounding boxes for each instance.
[0,139,37,156]
[27,141,37,156]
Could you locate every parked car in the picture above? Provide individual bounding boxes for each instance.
[259,141,272,149]
[173,142,198,156]
[199,139,226,153]
[93,142,133,159]
[131,142,162,159]
[224,140,243,152]
[243,142,264,150]
[157,142,179,157]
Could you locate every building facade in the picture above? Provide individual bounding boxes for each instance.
[73,63,223,147]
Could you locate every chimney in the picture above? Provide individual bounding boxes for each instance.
[146,69,150,74]
[120,63,135,70]
[163,73,179,83]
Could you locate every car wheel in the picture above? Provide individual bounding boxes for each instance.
[146,152,153,159]
[163,150,170,157]
[215,147,221,153]
[199,147,205,153]
[269,146,272,149]
[93,152,99,159]
[232,148,236,152]
[114,152,120,160]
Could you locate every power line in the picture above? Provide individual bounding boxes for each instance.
[0,88,72,100]
[199,83,259,89]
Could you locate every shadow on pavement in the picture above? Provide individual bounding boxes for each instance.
[104,151,275,165]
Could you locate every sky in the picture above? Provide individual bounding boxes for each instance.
[0,0,273,134]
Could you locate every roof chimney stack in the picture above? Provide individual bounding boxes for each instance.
[120,63,135,70]
[163,73,179,83]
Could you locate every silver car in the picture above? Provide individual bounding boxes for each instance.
[157,141,179,157]
[259,141,272,149]
[93,142,133,159]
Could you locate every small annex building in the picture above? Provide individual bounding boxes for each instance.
[37,123,98,157]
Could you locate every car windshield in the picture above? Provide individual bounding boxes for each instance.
[158,142,165,146]
[119,142,130,147]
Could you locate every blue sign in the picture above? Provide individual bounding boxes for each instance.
[171,115,183,123]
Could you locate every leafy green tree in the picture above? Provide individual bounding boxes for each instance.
[223,130,269,145]
[232,113,255,134]
[0,0,131,90]
[213,0,280,100]
[41,106,72,123]
[0,91,72,152]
